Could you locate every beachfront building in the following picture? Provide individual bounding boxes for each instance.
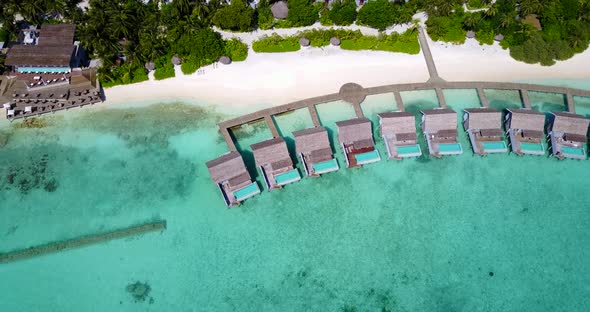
[1,24,102,120]
[547,112,589,160]
[293,127,339,176]
[206,152,261,207]
[378,112,422,159]
[421,108,463,157]
[336,118,381,168]
[463,108,508,155]
[505,109,546,156]
[251,137,301,190]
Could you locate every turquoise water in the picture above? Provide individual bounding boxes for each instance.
[561,146,585,156]
[0,83,589,311]
[397,144,421,155]
[233,182,261,201]
[274,169,301,185]
[482,141,508,151]
[521,142,545,152]
[438,143,463,153]
[354,150,381,164]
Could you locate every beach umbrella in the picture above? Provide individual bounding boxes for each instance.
[330,37,341,46]
[299,37,310,47]
[271,1,288,19]
[219,56,232,65]
[171,55,182,65]
[494,34,504,42]
[466,31,475,39]
[145,62,155,71]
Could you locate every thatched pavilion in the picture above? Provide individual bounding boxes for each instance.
[421,108,462,157]
[219,56,231,65]
[336,117,380,168]
[378,112,422,159]
[171,55,182,65]
[251,137,300,190]
[505,108,546,156]
[206,151,260,207]
[547,112,589,160]
[299,37,310,47]
[330,37,341,46]
[463,108,507,155]
[293,127,338,176]
[144,62,155,71]
[466,31,475,39]
[494,34,504,41]
[271,1,288,19]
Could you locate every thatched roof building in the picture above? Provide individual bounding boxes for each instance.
[549,112,589,139]
[506,108,545,134]
[330,37,341,46]
[464,108,507,155]
[293,127,337,175]
[494,34,504,41]
[336,118,373,147]
[421,108,457,134]
[171,55,182,65]
[463,108,502,131]
[219,56,231,64]
[145,62,155,71]
[251,137,292,169]
[5,24,76,68]
[299,37,310,47]
[378,112,421,159]
[206,151,250,184]
[271,1,288,19]
[466,30,475,39]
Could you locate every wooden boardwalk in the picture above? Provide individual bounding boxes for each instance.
[218,28,589,151]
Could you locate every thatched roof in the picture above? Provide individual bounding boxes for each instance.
[378,112,416,135]
[206,151,250,183]
[336,118,373,145]
[466,31,475,39]
[219,56,231,64]
[145,62,155,71]
[464,108,502,130]
[421,109,457,133]
[524,14,542,30]
[330,37,341,46]
[171,55,182,65]
[507,108,545,131]
[271,1,288,19]
[6,24,75,67]
[293,127,331,155]
[551,112,590,136]
[494,34,504,41]
[299,37,310,47]
[251,137,292,167]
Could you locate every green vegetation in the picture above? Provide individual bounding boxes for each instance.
[287,0,321,27]
[426,7,467,44]
[224,38,248,61]
[357,0,416,31]
[99,63,149,88]
[256,0,275,30]
[328,0,358,26]
[154,56,175,80]
[252,34,301,52]
[252,28,420,54]
[466,0,489,10]
[212,0,255,32]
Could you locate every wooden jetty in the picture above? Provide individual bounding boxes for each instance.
[0,220,167,264]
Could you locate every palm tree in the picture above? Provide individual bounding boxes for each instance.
[519,0,542,17]
[485,4,498,17]
[500,13,514,29]
[579,0,590,21]
[464,14,478,29]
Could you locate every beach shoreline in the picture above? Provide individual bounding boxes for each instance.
[100,34,590,115]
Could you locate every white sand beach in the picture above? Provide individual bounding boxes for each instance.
[102,30,590,112]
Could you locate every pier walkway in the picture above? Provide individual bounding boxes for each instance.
[218,28,589,151]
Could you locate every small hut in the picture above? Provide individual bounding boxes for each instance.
[299,37,310,47]
[505,108,546,156]
[330,37,341,46]
[171,55,182,65]
[463,108,507,155]
[378,112,421,159]
[293,127,339,176]
[421,108,462,157]
[144,62,155,72]
[271,1,289,20]
[206,151,260,207]
[523,14,542,31]
[466,31,475,39]
[547,112,589,160]
[336,118,380,168]
[494,34,504,42]
[219,56,231,65]
[251,137,300,190]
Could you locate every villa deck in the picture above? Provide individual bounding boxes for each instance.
[336,118,380,168]
[206,151,260,207]
[293,127,339,176]
[547,112,589,160]
[251,137,301,190]
[505,109,546,156]
[464,108,507,155]
[421,109,462,157]
[378,112,422,159]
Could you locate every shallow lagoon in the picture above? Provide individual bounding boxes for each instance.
[0,81,589,311]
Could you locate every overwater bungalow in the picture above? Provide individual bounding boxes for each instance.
[547,112,589,160]
[293,127,339,176]
[251,137,301,190]
[421,108,463,157]
[335,118,381,168]
[505,109,546,156]
[378,112,422,159]
[463,108,508,155]
[206,151,260,207]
